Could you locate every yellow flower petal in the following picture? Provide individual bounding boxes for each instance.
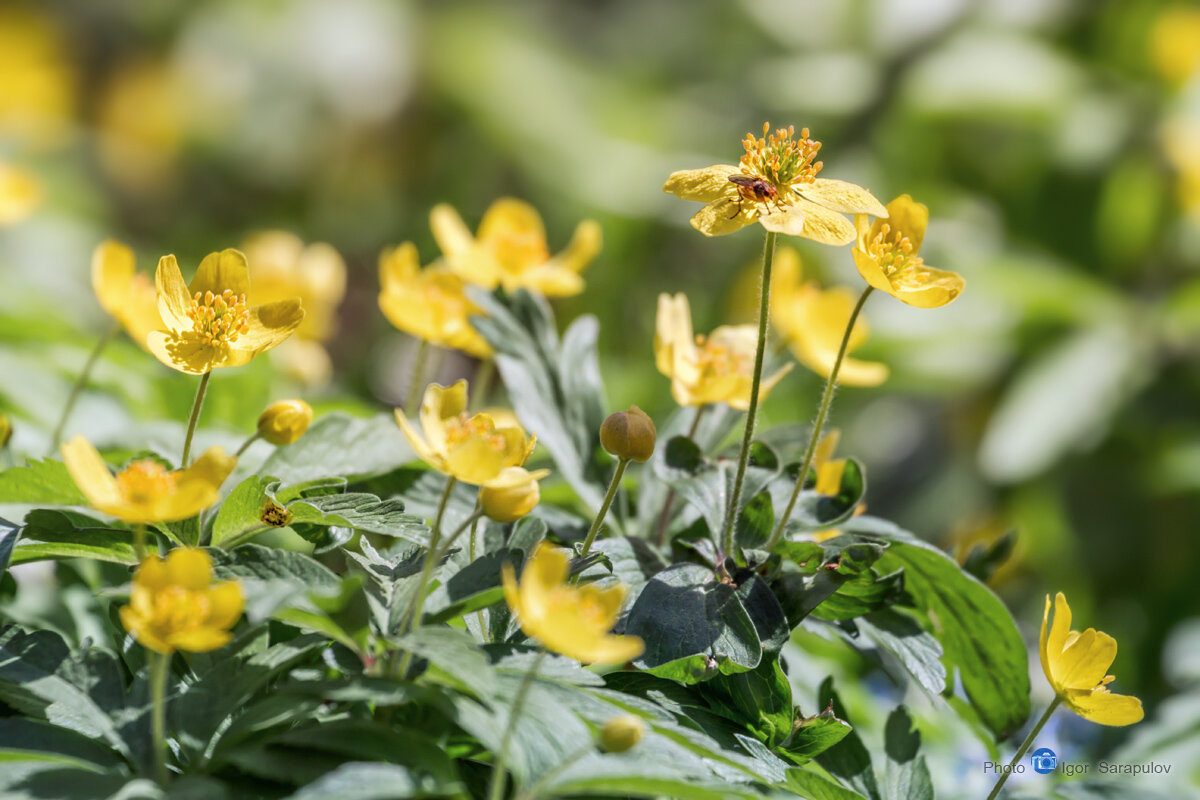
[164,547,213,590]
[765,199,855,246]
[796,179,888,218]
[166,628,233,653]
[145,331,220,375]
[91,240,136,319]
[60,436,120,509]
[477,197,546,247]
[1065,690,1144,726]
[662,165,741,202]
[815,459,846,496]
[205,581,245,629]
[690,198,756,237]
[554,219,602,275]
[155,254,193,333]
[430,204,475,259]
[189,249,250,298]
[881,194,928,251]
[238,299,306,351]
[885,265,964,309]
[1057,629,1117,690]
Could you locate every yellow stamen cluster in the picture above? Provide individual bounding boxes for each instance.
[694,335,748,376]
[153,585,212,631]
[188,289,250,346]
[740,123,824,190]
[866,223,924,276]
[444,412,507,450]
[115,459,178,504]
[490,229,549,272]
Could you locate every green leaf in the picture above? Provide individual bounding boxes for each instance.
[626,563,762,682]
[11,511,136,566]
[815,678,881,800]
[210,475,275,548]
[281,761,458,800]
[471,290,609,512]
[394,627,497,697]
[0,460,86,505]
[961,530,1017,584]
[811,568,903,621]
[208,544,340,591]
[779,459,867,535]
[780,706,853,765]
[287,492,427,545]
[736,491,774,549]
[655,437,781,540]
[0,718,125,770]
[851,609,947,696]
[260,412,415,485]
[776,768,867,800]
[0,516,19,577]
[843,516,1031,739]
[881,707,933,800]
[770,540,888,629]
[703,658,793,747]
[423,548,519,625]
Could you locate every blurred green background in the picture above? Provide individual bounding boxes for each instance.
[2,0,1199,794]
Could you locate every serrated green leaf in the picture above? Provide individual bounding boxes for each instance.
[881,707,932,800]
[626,563,762,683]
[260,412,415,485]
[0,460,87,505]
[781,707,853,765]
[210,475,274,548]
[11,510,136,566]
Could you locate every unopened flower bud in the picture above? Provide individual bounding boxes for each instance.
[599,406,656,463]
[257,399,313,446]
[600,714,645,753]
[0,415,11,448]
[480,467,550,523]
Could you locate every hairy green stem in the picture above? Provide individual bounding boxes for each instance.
[765,286,873,551]
[234,432,260,457]
[180,371,212,467]
[405,339,431,417]
[986,697,1062,800]
[396,475,457,675]
[654,404,707,547]
[150,651,171,786]
[487,649,547,800]
[579,458,629,558]
[49,323,119,452]
[720,230,777,557]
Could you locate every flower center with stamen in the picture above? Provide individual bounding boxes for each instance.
[866,224,925,276]
[187,289,251,346]
[444,412,507,450]
[116,459,177,504]
[489,230,548,274]
[694,335,749,377]
[152,586,210,632]
[739,122,824,194]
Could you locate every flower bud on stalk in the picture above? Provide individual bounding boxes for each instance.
[599,406,657,463]
[257,399,313,445]
[480,466,550,523]
[0,415,12,448]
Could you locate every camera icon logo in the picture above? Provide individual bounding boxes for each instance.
[1030,747,1057,774]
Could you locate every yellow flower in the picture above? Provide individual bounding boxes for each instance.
[241,230,346,344]
[771,248,888,388]
[0,162,40,226]
[663,123,886,243]
[91,240,164,350]
[1040,592,1143,726]
[654,293,792,410]
[120,548,243,654]
[431,198,601,297]
[61,436,236,524]
[148,249,305,375]
[0,8,75,146]
[852,195,964,309]
[806,430,853,543]
[378,243,492,358]
[257,399,313,446]
[1149,6,1200,86]
[396,380,535,486]
[479,466,550,523]
[501,542,643,665]
[96,58,184,195]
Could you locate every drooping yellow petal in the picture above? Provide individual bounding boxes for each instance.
[237,299,306,351]
[765,199,855,246]
[61,436,120,509]
[555,220,602,275]
[1064,689,1144,726]
[883,265,964,309]
[691,198,756,237]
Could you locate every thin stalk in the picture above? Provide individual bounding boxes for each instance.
[719,230,777,557]
[396,475,457,675]
[234,433,260,457]
[149,651,172,786]
[433,507,485,563]
[986,697,1063,800]
[487,649,547,800]
[654,404,707,546]
[133,523,148,561]
[765,286,873,551]
[49,323,120,452]
[514,743,594,800]
[180,371,212,467]
[470,516,488,642]
[405,339,431,417]
[579,458,629,558]
[471,358,496,412]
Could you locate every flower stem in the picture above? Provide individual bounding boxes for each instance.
[765,286,873,551]
[654,404,707,547]
[986,697,1063,800]
[488,649,547,800]
[720,230,777,558]
[180,371,212,467]
[133,523,148,561]
[470,514,489,642]
[471,358,496,412]
[405,339,431,417]
[580,458,629,558]
[396,475,457,675]
[234,432,260,457]
[49,322,119,453]
[434,506,485,563]
[149,650,172,786]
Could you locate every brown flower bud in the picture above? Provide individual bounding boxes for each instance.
[599,406,656,463]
